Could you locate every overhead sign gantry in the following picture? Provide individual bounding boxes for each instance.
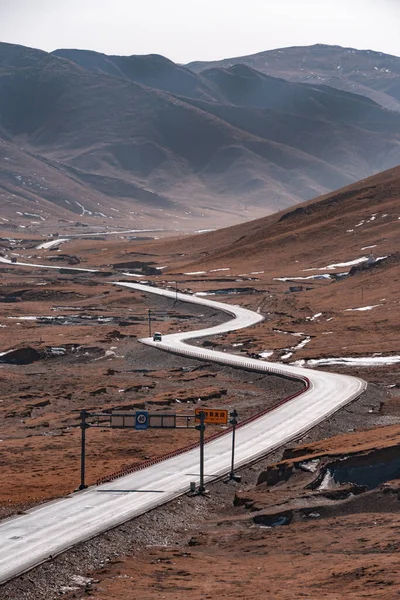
[78,408,237,494]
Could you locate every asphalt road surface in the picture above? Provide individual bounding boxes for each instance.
[0,282,366,584]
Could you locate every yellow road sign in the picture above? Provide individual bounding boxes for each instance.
[195,408,228,425]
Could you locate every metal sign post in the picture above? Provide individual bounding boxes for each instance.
[195,410,206,494]
[148,309,152,337]
[229,410,241,482]
[79,410,89,490]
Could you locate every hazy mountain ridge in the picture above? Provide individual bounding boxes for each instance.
[1,42,400,229]
[187,44,400,112]
[200,63,385,121]
[52,48,223,102]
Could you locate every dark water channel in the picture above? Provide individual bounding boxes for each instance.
[331,456,400,490]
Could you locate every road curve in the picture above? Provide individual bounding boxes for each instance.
[0,282,366,584]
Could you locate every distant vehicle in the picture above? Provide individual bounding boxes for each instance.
[11,257,17,263]
[153,332,162,342]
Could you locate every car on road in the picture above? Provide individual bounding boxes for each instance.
[153,332,162,341]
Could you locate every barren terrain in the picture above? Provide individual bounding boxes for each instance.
[0,165,399,598]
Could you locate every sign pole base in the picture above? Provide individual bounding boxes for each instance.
[228,473,242,483]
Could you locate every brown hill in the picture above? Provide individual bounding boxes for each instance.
[1,42,400,231]
[156,164,400,269]
[188,43,400,112]
[140,165,400,363]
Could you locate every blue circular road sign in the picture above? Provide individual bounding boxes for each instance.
[135,411,149,430]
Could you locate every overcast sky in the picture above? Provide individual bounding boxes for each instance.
[1,0,400,62]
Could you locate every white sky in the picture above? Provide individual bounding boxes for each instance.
[1,0,400,63]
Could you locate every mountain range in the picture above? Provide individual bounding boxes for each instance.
[1,42,400,230]
[188,43,400,112]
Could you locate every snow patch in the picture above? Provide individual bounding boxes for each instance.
[274,274,331,281]
[293,355,400,367]
[344,304,383,312]
[209,268,230,272]
[299,459,320,473]
[0,348,17,357]
[36,239,68,250]
[75,201,92,216]
[307,313,322,321]
[294,336,312,350]
[318,470,335,490]
[184,271,206,275]
[7,316,37,321]
[259,351,274,359]
[304,255,387,271]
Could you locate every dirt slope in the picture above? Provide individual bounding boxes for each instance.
[148,164,400,270]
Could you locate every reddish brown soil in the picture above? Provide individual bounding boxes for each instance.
[67,517,400,600]
[57,422,400,600]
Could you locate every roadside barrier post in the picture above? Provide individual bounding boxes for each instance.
[148,309,152,337]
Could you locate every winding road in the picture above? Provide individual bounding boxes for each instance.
[0,281,366,584]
